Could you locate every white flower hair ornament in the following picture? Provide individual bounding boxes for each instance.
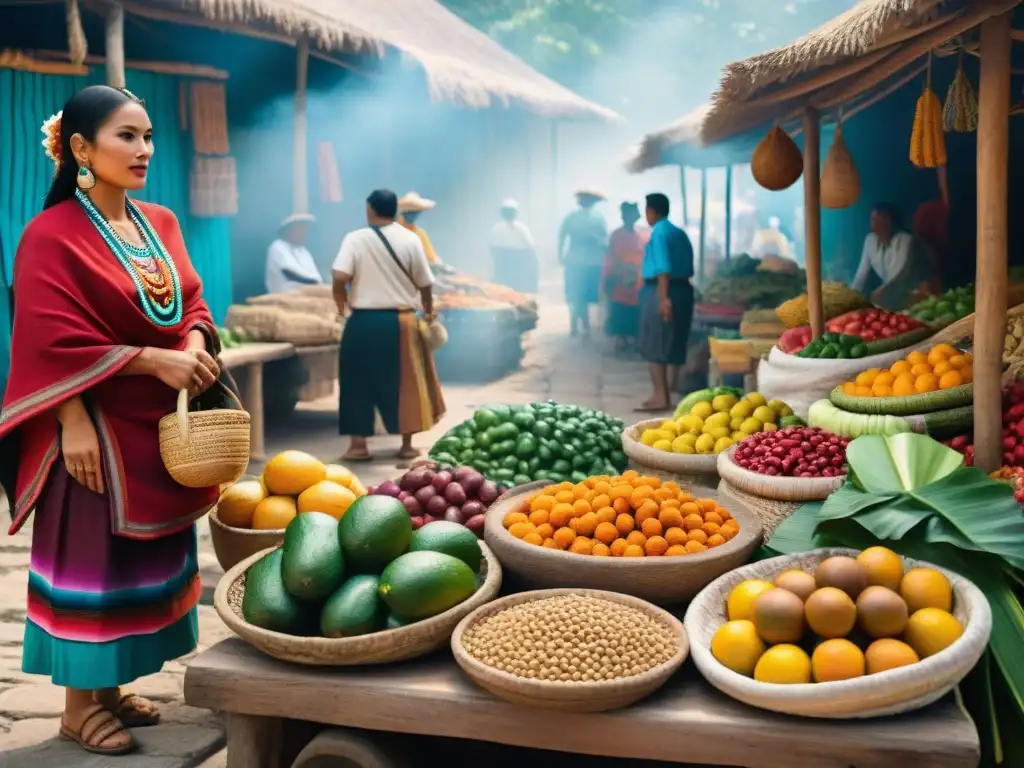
[41,111,63,170]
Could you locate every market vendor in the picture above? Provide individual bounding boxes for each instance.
[602,201,648,352]
[398,191,441,264]
[637,192,695,412]
[489,198,538,293]
[265,212,323,294]
[558,187,608,338]
[852,203,930,310]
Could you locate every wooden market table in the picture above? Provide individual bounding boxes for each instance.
[184,638,979,768]
[219,343,295,460]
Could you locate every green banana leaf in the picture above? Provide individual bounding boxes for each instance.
[761,433,1024,766]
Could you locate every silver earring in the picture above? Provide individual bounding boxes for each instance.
[77,166,96,190]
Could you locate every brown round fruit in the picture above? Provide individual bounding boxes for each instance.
[773,569,817,602]
[751,587,806,644]
[814,556,868,599]
[804,586,857,639]
[855,586,909,638]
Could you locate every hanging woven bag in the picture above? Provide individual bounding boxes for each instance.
[751,125,804,191]
[821,121,861,209]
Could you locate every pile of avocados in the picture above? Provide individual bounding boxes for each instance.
[796,332,870,359]
[241,495,485,638]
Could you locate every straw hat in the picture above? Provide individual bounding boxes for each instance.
[398,191,436,213]
[279,212,316,230]
[575,186,607,200]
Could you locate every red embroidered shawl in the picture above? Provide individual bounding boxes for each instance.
[0,198,219,539]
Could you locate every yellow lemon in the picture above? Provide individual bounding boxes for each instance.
[726,579,775,621]
[690,401,714,420]
[711,620,765,676]
[713,436,734,453]
[745,392,767,408]
[904,608,963,658]
[754,644,812,684]
[652,439,673,452]
[640,429,659,446]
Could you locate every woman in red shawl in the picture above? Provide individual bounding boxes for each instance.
[0,86,222,755]
[602,202,648,352]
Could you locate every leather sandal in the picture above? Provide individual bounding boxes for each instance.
[59,703,134,755]
[111,692,161,727]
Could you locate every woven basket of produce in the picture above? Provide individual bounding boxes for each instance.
[274,312,342,347]
[830,383,972,416]
[684,548,991,718]
[452,588,688,713]
[776,283,872,330]
[159,385,250,488]
[294,284,334,299]
[209,504,285,572]
[215,542,502,666]
[809,400,973,441]
[716,437,847,502]
[483,480,762,605]
[224,304,284,342]
[751,125,803,191]
[622,418,719,484]
[248,294,337,317]
[928,300,1024,347]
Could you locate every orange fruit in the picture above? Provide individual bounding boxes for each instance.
[635,501,660,525]
[910,363,933,377]
[931,361,953,377]
[914,373,938,394]
[262,450,326,496]
[948,354,970,370]
[927,344,957,366]
[552,527,576,549]
[593,480,612,495]
[704,510,723,525]
[217,480,267,528]
[906,350,928,366]
[572,483,589,499]
[939,370,964,389]
[609,538,629,556]
[680,501,700,517]
[688,529,708,544]
[641,517,663,537]
[707,533,726,547]
[542,538,559,549]
[554,490,575,504]
[609,484,634,501]
[625,530,647,548]
[683,513,704,531]
[297,480,357,521]
[503,511,528,528]
[890,360,912,375]
[658,507,684,529]
[855,369,879,387]
[960,366,973,383]
[665,544,688,556]
[594,521,619,545]
[855,386,873,397]
[324,463,361,489]
[702,521,721,537]
[842,382,857,396]
[697,498,717,514]
[251,495,298,530]
[535,523,554,540]
[892,373,916,396]
[660,498,681,509]
[572,499,592,517]
[612,497,631,515]
[507,521,536,539]
[576,512,598,537]
[622,544,645,558]
[872,384,892,397]
[591,542,611,557]
[591,494,612,510]
[645,535,669,556]
[528,509,550,526]
[569,537,593,555]
[549,504,574,528]
[522,532,544,546]
[630,486,655,509]
[595,506,616,524]
[717,507,733,521]
[621,469,639,482]
[665,527,688,546]
[614,513,635,535]
[530,494,555,512]
[684,540,707,554]
[874,371,895,387]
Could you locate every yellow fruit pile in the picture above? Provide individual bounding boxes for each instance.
[711,547,965,684]
[640,392,792,455]
[217,450,366,531]
[841,345,971,398]
[503,471,739,557]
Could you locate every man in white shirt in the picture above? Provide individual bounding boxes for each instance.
[851,203,927,310]
[331,189,444,461]
[489,198,537,292]
[265,213,323,294]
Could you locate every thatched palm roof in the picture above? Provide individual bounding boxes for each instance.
[701,0,1021,144]
[161,0,618,120]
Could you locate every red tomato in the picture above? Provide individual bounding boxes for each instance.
[861,330,877,341]
[870,321,883,331]
[845,321,862,334]
[880,327,895,337]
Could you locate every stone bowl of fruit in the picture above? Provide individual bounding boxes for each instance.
[624,391,796,484]
[684,548,991,718]
[716,427,850,502]
[211,451,367,571]
[484,472,763,606]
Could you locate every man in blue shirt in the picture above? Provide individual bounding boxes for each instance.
[637,193,695,411]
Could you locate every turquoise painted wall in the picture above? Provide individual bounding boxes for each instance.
[0,67,233,386]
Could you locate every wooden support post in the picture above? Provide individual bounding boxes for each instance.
[293,36,309,215]
[724,165,733,264]
[698,168,708,284]
[973,11,1012,473]
[802,107,824,339]
[103,2,125,89]
[680,164,689,228]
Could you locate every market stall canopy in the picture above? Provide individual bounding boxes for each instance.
[135,0,619,120]
[700,0,1021,145]
[624,104,763,172]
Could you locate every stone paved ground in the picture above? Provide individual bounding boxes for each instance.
[0,291,658,767]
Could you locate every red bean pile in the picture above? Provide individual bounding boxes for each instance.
[732,427,849,478]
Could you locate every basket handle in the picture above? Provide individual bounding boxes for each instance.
[176,389,190,444]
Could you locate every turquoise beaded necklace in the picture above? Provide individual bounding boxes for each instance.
[75,188,183,327]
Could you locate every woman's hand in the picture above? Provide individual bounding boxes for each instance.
[60,408,104,494]
[143,347,220,396]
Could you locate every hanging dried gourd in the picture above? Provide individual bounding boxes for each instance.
[910,52,947,168]
[751,124,803,191]
[821,118,860,209]
[942,53,978,132]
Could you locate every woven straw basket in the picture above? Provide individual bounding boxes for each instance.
[716,482,799,539]
[159,385,250,488]
[684,548,992,719]
[716,445,846,502]
[622,419,720,486]
[830,383,973,416]
[483,482,763,606]
[451,588,688,713]
[215,543,502,666]
[208,506,285,572]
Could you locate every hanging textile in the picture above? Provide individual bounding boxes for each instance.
[317,141,343,203]
[189,81,230,155]
[190,156,238,218]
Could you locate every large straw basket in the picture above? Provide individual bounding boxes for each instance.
[483,482,762,606]
[159,385,250,488]
[716,445,845,502]
[684,548,992,718]
[830,383,973,416]
[622,419,719,486]
[208,505,284,571]
[215,543,502,666]
[451,588,688,713]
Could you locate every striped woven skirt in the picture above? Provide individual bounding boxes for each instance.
[338,308,446,437]
[22,464,200,690]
